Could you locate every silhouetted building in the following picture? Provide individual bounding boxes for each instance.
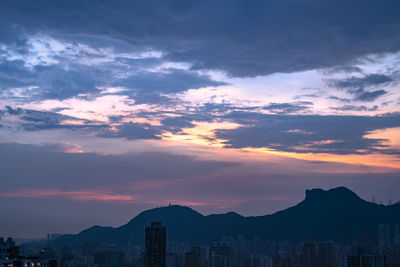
[273,254,294,267]
[145,221,166,267]
[317,242,337,267]
[185,251,199,267]
[392,243,400,267]
[94,251,125,267]
[346,255,385,267]
[0,237,19,260]
[46,233,61,242]
[249,254,273,267]
[393,224,400,245]
[39,247,57,260]
[0,257,57,267]
[166,253,179,267]
[301,242,317,267]
[378,224,391,248]
[210,245,230,267]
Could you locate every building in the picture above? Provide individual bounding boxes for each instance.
[317,242,337,267]
[94,251,125,267]
[301,242,317,267]
[0,238,19,261]
[249,254,273,267]
[166,253,179,267]
[185,251,199,267]
[145,221,166,267]
[393,224,400,245]
[346,255,385,267]
[209,245,230,267]
[377,224,391,248]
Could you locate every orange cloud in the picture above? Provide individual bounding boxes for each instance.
[0,189,137,202]
[364,127,400,152]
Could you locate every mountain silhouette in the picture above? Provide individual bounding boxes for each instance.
[55,187,400,245]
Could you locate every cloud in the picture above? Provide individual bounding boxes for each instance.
[0,142,233,192]
[0,36,225,104]
[0,61,105,101]
[332,74,392,89]
[2,0,400,77]
[115,68,226,95]
[113,68,226,104]
[327,96,352,103]
[354,89,387,102]
[2,106,169,141]
[0,189,137,202]
[331,105,378,112]
[1,106,101,131]
[161,116,195,133]
[329,74,393,102]
[99,122,162,140]
[215,112,400,154]
[262,101,313,114]
[322,65,363,75]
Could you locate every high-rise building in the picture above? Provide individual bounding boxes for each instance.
[393,224,400,245]
[317,242,337,267]
[0,237,19,260]
[145,221,166,267]
[185,251,199,267]
[377,224,391,248]
[249,254,273,267]
[94,251,125,267]
[301,242,317,267]
[210,245,231,267]
[346,255,385,267]
[166,253,179,267]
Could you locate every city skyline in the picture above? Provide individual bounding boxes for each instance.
[1,0,400,239]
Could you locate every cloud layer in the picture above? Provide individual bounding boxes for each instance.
[1,0,400,238]
[3,0,400,77]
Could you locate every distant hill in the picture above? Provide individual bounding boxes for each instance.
[54,187,400,245]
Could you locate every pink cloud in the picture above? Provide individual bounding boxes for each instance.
[0,189,137,202]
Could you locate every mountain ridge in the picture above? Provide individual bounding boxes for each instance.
[54,187,400,246]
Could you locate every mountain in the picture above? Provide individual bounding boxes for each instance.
[54,187,400,245]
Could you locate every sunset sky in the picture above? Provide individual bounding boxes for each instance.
[1,0,400,238]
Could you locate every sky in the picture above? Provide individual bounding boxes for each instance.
[0,0,400,238]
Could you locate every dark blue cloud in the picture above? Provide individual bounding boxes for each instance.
[331,105,378,112]
[327,96,352,103]
[2,106,200,140]
[354,90,387,102]
[0,61,106,101]
[115,69,226,95]
[332,74,392,89]
[4,103,400,155]
[0,60,34,90]
[112,68,226,104]
[99,114,202,140]
[262,102,313,114]
[215,112,400,154]
[322,65,363,75]
[35,65,103,100]
[1,106,102,131]
[130,93,179,105]
[2,0,400,77]
[98,122,162,140]
[329,74,393,102]
[0,50,224,103]
[161,117,195,134]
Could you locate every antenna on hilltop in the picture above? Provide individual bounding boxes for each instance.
[389,198,392,205]
[372,196,376,203]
